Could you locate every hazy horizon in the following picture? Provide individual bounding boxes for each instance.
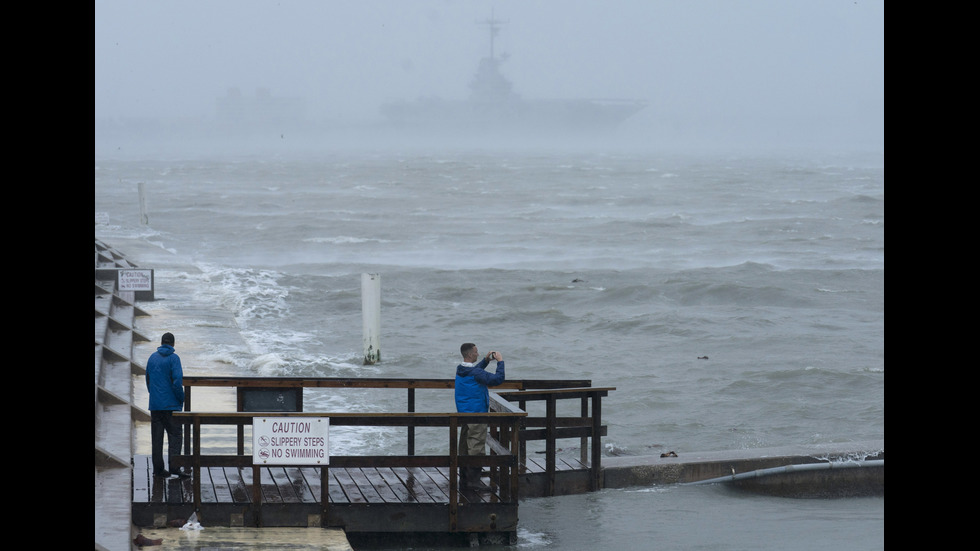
[94,1,884,155]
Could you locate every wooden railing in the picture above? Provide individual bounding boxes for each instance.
[180,376,593,456]
[171,410,524,531]
[173,376,613,511]
[494,387,613,494]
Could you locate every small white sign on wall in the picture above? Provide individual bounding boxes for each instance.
[252,417,329,465]
[118,269,153,291]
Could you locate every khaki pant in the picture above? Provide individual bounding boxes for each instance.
[458,423,487,486]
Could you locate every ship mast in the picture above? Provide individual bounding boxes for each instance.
[478,10,507,60]
[469,10,517,103]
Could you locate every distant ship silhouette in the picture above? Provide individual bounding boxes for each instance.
[380,13,647,136]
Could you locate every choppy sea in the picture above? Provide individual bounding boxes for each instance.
[95,145,883,550]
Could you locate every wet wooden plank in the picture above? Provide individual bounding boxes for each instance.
[299,467,350,503]
[132,457,534,508]
[148,477,167,503]
[323,469,353,504]
[294,467,322,503]
[180,476,195,503]
[240,467,281,503]
[286,467,320,503]
[356,467,400,503]
[524,457,545,473]
[282,466,316,502]
[393,467,439,503]
[198,468,218,503]
[225,467,251,503]
[524,456,587,473]
[377,467,424,503]
[296,467,319,500]
[320,469,351,504]
[260,469,284,503]
[524,457,589,474]
[434,467,493,503]
[268,467,301,503]
[166,476,191,504]
[410,467,450,501]
[208,467,233,503]
[333,468,369,503]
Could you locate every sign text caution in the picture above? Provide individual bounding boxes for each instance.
[252,417,329,465]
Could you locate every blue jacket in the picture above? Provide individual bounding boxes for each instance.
[455,358,506,413]
[146,345,185,411]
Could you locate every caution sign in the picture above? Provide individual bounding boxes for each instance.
[118,269,153,291]
[252,417,329,465]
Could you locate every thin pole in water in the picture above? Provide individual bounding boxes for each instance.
[138,182,149,226]
[362,273,381,365]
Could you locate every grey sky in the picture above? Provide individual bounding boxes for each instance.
[94,0,883,150]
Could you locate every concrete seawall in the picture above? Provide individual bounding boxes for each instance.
[601,440,883,498]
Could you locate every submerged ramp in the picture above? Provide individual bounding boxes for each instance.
[601,440,884,497]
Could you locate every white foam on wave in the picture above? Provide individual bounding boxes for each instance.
[514,527,552,547]
[303,236,390,244]
[249,353,286,376]
[604,442,631,456]
[625,486,673,494]
[195,346,239,367]
[195,264,290,329]
[141,237,177,255]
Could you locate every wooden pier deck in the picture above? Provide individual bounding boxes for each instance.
[132,454,589,530]
[133,458,515,532]
[130,380,611,545]
[132,450,591,548]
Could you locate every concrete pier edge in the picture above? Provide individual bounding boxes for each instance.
[600,439,883,496]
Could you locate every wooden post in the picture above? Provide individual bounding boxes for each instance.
[591,391,602,491]
[361,273,381,365]
[449,416,459,531]
[407,388,415,455]
[321,466,330,527]
[510,418,520,501]
[252,464,262,526]
[487,420,498,503]
[581,396,589,466]
[183,386,192,454]
[193,417,202,511]
[546,396,556,496]
[237,389,245,455]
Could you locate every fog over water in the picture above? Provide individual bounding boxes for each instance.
[94,0,884,157]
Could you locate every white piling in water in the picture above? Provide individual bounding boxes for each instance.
[362,273,381,365]
[138,182,149,226]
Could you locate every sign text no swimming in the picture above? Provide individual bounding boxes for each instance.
[252,417,329,465]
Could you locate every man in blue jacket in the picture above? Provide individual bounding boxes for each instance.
[146,332,189,478]
[454,342,505,489]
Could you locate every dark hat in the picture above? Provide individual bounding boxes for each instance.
[161,332,175,345]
